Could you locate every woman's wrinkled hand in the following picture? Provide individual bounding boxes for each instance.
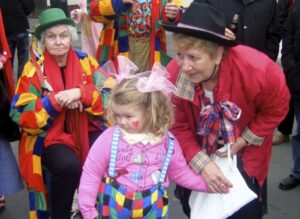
[165,3,179,20]
[55,88,81,107]
[216,137,248,158]
[201,161,232,193]
[65,100,83,112]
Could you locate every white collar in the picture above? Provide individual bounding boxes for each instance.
[121,129,163,145]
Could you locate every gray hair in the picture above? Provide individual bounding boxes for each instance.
[39,24,78,48]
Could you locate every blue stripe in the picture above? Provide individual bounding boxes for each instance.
[32,136,44,156]
[29,191,35,210]
[109,127,120,177]
[42,96,58,117]
[158,132,174,183]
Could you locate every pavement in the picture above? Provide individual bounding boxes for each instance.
[0,18,300,219]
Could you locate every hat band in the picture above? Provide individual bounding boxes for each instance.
[177,23,227,40]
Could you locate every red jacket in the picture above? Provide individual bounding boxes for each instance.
[167,45,290,186]
[0,9,14,99]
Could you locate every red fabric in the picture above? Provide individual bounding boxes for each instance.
[167,45,290,186]
[0,10,15,99]
[43,49,90,165]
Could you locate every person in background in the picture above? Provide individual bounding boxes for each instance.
[0,9,24,213]
[273,0,295,145]
[50,0,68,16]
[0,0,34,79]
[78,57,227,218]
[163,2,290,218]
[278,0,300,191]
[194,0,281,61]
[9,8,113,219]
[87,0,183,71]
[70,0,103,57]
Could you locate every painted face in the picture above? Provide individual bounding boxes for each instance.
[44,25,71,58]
[175,47,222,84]
[113,104,148,134]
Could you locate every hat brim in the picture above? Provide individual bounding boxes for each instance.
[34,18,75,39]
[162,21,239,47]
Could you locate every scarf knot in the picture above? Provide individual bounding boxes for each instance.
[197,101,241,154]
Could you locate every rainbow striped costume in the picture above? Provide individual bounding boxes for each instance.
[9,40,114,219]
[87,0,182,67]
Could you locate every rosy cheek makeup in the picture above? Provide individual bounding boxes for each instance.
[132,120,140,129]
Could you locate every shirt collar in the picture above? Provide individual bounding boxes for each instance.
[121,129,163,145]
[174,71,196,101]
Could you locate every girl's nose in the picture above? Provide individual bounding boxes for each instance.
[118,117,126,125]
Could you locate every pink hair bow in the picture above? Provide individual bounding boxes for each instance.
[102,56,176,96]
[102,56,146,83]
[137,63,177,96]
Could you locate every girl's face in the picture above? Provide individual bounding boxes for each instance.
[113,104,148,134]
[175,47,223,84]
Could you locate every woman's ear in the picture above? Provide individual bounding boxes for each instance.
[215,46,224,65]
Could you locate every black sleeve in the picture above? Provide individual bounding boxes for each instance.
[281,11,296,75]
[265,0,282,61]
[0,71,11,126]
[18,0,35,16]
[278,0,292,35]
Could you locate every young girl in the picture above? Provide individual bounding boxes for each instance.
[78,61,229,219]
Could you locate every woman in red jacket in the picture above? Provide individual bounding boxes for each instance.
[162,2,290,219]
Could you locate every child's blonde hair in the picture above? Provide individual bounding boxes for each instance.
[107,78,174,136]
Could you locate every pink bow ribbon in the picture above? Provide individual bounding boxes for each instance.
[137,63,177,96]
[102,55,176,96]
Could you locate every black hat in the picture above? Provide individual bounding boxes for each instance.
[162,2,239,47]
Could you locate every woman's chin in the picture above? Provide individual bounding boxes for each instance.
[188,76,202,84]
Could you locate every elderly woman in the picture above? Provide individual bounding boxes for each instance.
[10,8,113,219]
[163,2,290,219]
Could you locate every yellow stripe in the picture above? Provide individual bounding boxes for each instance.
[35,108,50,128]
[98,1,116,15]
[25,135,37,153]
[80,58,92,76]
[33,155,42,175]
[29,211,37,219]
[154,51,161,63]
[16,93,38,106]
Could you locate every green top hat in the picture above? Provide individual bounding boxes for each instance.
[34,8,75,39]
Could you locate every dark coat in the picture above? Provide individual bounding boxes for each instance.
[278,0,294,36]
[281,0,300,99]
[0,70,20,141]
[0,0,34,34]
[195,0,281,61]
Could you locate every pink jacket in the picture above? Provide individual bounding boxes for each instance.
[167,45,290,186]
[78,126,209,219]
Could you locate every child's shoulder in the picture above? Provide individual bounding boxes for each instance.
[101,126,117,137]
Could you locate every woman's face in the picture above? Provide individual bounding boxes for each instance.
[44,25,71,57]
[175,47,223,84]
